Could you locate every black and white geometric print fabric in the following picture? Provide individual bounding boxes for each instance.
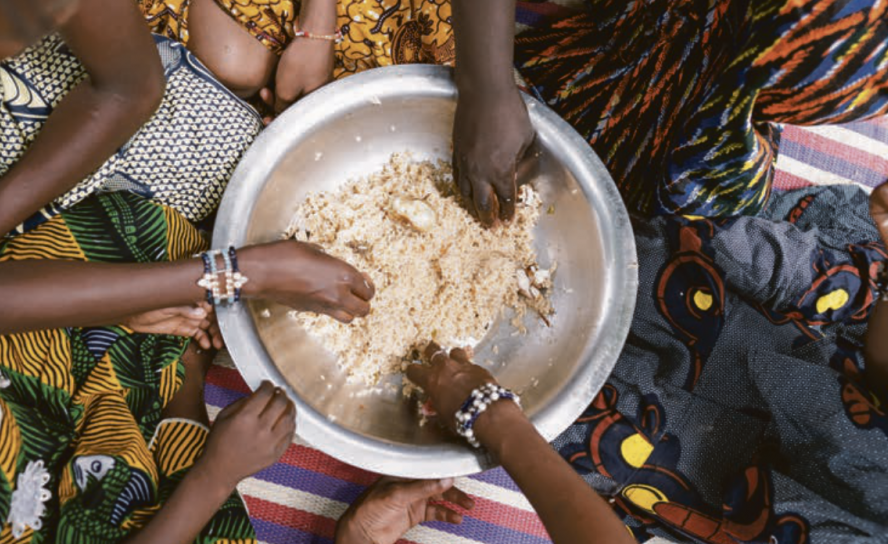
[0,34,262,234]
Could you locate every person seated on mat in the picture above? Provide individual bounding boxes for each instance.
[0,0,164,237]
[330,342,634,544]
[335,180,888,544]
[1,216,375,543]
[137,0,535,227]
[0,0,283,345]
[1,0,264,249]
[1,222,375,543]
[509,1,888,218]
[0,2,375,542]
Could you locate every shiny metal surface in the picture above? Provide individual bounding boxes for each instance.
[213,65,637,478]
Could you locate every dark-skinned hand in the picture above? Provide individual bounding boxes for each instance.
[198,381,296,490]
[452,87,534,227]
[123,301,223,350]
[335,477,475,544]
[405,342,497,434]
[870,182,888,246]
[240,241,375,324]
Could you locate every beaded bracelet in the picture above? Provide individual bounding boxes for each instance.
[198,251,220,305]
[197,247,249,306]
[293,28,344,44]
[228,246,246,303]
[455,383,521,448]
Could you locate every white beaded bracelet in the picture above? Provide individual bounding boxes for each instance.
[454,383,521,448]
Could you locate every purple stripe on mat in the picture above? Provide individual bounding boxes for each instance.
[841,120,888,143]
[422,513,551,544]
[251,464,547,544]
[253,462,368,504]
[471,468,521,492]
[205,381,247,409]
[779,139,887,186]
[252,517,333,544]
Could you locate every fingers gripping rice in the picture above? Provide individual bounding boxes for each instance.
[285,154,552,385]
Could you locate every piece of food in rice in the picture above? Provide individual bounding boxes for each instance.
[285,153,554,386]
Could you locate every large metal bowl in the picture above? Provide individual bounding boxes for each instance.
[213,65,637,478]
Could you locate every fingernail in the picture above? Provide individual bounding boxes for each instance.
[191,308,207,317]
[440,477,454,489]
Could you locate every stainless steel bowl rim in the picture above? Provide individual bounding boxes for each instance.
[213,65,638,478]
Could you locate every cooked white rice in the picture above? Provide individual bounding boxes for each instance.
[285,154,551,385]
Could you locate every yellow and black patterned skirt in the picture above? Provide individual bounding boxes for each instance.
[138,0,455,79]
[0,193,255,543]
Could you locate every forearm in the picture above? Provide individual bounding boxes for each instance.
[0,259,205,334]
[452,0,517,93]
[123,460,235,544]
[477,404,632,544]
[0,80,162,234]
[0,245,273,334]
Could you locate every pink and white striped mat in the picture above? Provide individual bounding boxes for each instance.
[206,365,551,544]
[774,117,888,193]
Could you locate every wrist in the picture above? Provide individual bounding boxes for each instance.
[189,459,238,499]
[472,400,529,457]
[333,511,362,544]
[236,246,269,298]
[455,70,516,98]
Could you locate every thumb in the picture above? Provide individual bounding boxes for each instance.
[405,363,431,390]
[396,478,455,504]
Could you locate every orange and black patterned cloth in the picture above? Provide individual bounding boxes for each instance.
[137,0,455,79]
[561,185,888,543]
[515,0,888,217]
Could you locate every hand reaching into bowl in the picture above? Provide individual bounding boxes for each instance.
[407,342,498,430]
[453,87,534,228]
[451,0,535,228]
[406,342,634,544]
[239,241,375,323]
[0,241,372,334]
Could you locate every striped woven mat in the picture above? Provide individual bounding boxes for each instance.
[206,3,888,541]
[774,118,888,193]
[206,362,550,544]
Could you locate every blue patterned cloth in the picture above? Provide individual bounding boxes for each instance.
[558,186,888,543]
